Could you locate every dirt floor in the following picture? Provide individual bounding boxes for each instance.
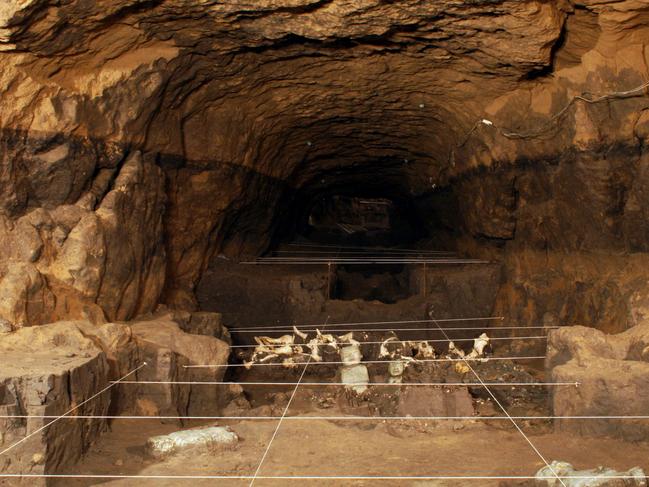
[4,253,644,487]
[44,383,649,487]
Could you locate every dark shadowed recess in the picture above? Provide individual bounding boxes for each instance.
[269,159,430,249]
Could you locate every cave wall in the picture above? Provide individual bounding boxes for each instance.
[0,149,166,326]
[431,142,649,333]
[1,0,649,328]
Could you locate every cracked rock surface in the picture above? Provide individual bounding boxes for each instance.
[0,0,648,329]
[0,312,229,482]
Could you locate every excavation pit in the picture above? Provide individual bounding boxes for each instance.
[3,1,649,485]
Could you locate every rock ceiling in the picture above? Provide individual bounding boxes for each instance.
[5,0,647,191]
[1,0,649,325]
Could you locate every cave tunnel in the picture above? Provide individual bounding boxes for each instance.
[273,160,430,247]
[2,0,649,485]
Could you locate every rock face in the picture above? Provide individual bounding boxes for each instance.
[425,151,649,335]
[0,0,649,326]
[396,387,474,418]
[415,264,502,317]
[197,257,502,337]
[0,150,166,327]
[0,313,230,483]
[0,322,111,483]
[130,317,230,416]
[547,324,649,441]
[196,259,329,327]
[145,425,238,460]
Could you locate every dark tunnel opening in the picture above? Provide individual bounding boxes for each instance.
[255,163,459,304]
[269,163,434,251]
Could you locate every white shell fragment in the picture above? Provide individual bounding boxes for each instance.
[388,360,406,383]
[535,461,646,487]
[474,333,490,354]
[340,344,362,365]
[340,364,369,394]
[446,334,490,361]
[246,329,361,367]
[447,341,465,358]
[379,336,399,358]
[245,334,305,368]
[467,333,490,360]
[315,329,339,349]
[244,328,488,372]
[254,334,294,346]
[337,332,359,346]
[293,325,308,340]
[146,426,238,459]
[411,341,436,358]
[307,338,323,362]
[338,337,367,393]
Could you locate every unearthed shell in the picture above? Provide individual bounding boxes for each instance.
[402,340,436,359]
[292,325,308,340]
[247,328,361,366]
[379,336,400,358]
[307,337,323,361]
[535,461,646,486]
[146,426,238,459]
[467,333,490,359]
[447,341,465,358]
[315,329,339,349]
[340,364,369,394]
[254,335,295,346]
[337,332,359,346]
[388,360,406,383]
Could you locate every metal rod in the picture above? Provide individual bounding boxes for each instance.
[257,261,475,264]
[327,262,332,300]
[231,326,555,334]
[227,316,506,332]
[423,261,427,296]
[239,259,494,265]
[258,255,468,259]
[270,254,457,257]
[286,242,453,253]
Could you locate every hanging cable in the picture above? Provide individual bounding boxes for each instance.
[459,78,649,146]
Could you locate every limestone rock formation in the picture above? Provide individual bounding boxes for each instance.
[0,322,111,481]
[0,150,166,326]
[0,1,648,324]
[130,316,230,416]
[547,323,649,441]
[0,313,229,482]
